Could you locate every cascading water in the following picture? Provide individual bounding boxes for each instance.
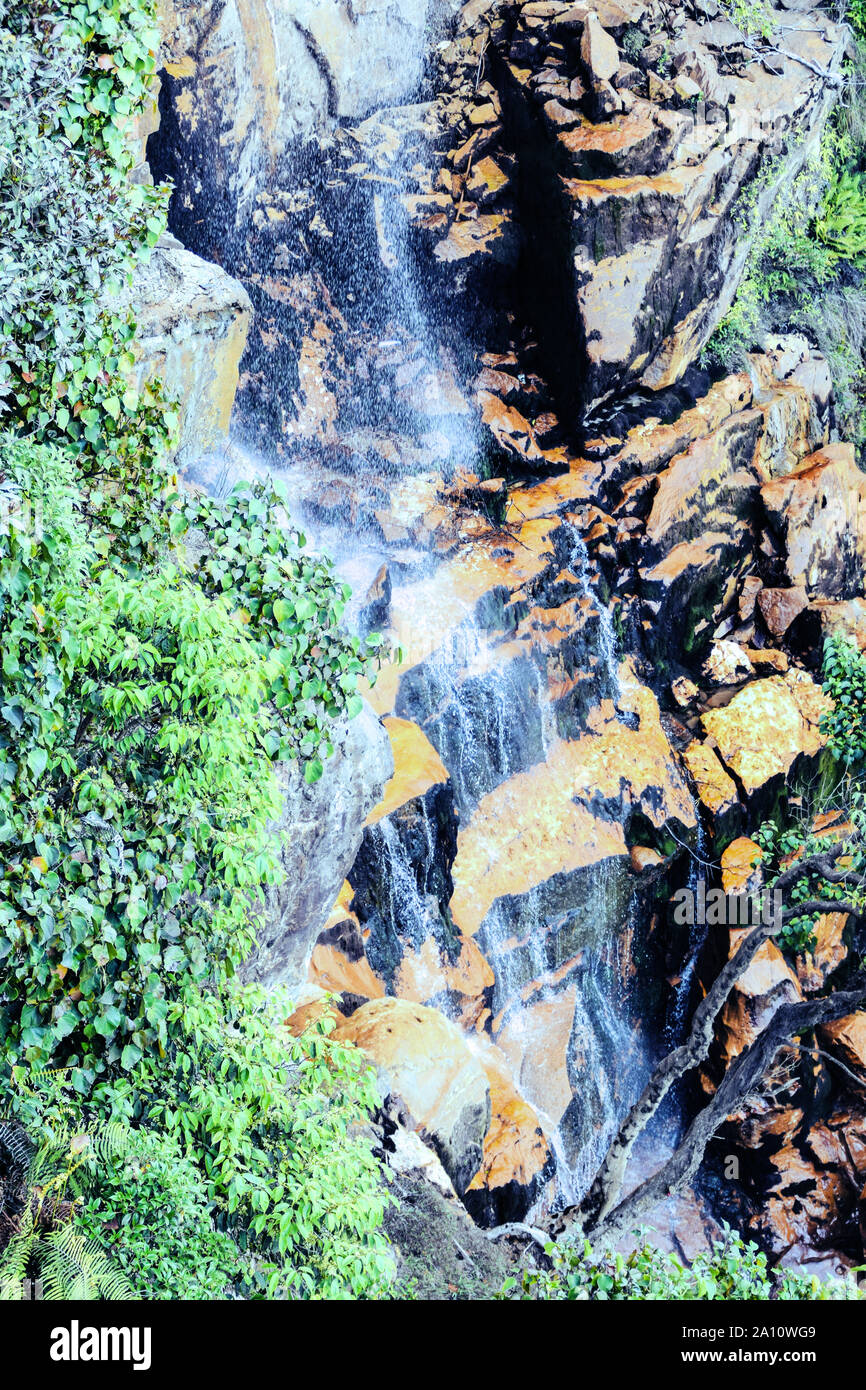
[666,817,711,1047]
[176,5,677,1215]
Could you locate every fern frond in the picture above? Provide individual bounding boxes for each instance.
[41,1224,135,1301]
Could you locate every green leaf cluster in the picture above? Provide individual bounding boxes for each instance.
[501,1226,862,1300]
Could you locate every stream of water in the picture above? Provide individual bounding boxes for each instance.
[189,15,664,1209]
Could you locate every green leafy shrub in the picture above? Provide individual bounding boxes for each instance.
[177,479,385,780]
[76,1127,245,1300]
[723,2,776,38]
[501,1227,861,1300]
[0,0,394,1303]
[0,2,169,428]
[135,985,393,1299]
[0,437,285,1076]
[821,630,866,764]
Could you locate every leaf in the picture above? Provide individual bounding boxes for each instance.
[26,747,48,780]
[121,1042,142,1070]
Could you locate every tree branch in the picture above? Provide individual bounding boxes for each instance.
[550,843,859,1237]
[586,974,866,1246]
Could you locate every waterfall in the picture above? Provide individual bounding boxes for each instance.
[178,4,662,1215]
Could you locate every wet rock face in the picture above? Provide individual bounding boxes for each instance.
[350,779,461,988]
[155,0,462,220]
[242,703,393,986]
[123,239,252,468]
[484,1,845,408]
[334,997,491,1195]
[150,0,866,1254]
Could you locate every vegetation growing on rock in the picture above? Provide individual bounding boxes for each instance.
[0,0,390,1301]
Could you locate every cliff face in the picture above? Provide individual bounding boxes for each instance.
[154,0,463,220]
[147,0,866,1256]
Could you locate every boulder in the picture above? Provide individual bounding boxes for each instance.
[702,640,753,686]
[123,239,251,468]
[756,585,809,636]
[334,998,490,1195]
[243,704,393,986]
[580,13,620,83]
[818,1012,866,1086]
[720,837,762,894]
[701,671,830,798]
[683,739,740,827]
[761,445,866,600]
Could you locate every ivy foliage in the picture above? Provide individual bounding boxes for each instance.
[0,439,282,1076]
[821,630,866,764]
[0,0,171,468]
[177,478,384,779]
[0,0,392,1301]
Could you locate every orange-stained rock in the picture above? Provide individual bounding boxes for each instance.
[464,1038,553,1224]
[495,988,577,1128]
[701,671,830,796]
[812,596,866,652]
[392,935,453,1005]
[745,647,789,674]
[365,717,449,826]
[735,1105,805,1151]
[285,987,346,1037]
[309,927,387,1001]
[720,837,762,895]
[451,664,694,938]
[812,810,857,844]
[442,936,495,1010]
[334,998,490,1194]
[754,1145,851,1252]
[392,933,494,1026]
[630,845,664,874]
[818,1012,866,1085]
[761,444,866,600]
[797,913,848,994]
[714,932,802,1072]
[476,389,547,465]
[683,740,740,820]
[433,213,510,264]
[451,779,626,938]
[757,585,809,636]
[558,113,655,161]
[671,676,700,709]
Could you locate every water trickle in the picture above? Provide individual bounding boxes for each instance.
[566,524,621,703]
[666,815,711,1047]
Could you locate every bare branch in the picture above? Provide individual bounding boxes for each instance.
[585,973,866,1246]
[550,843,861,1236]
